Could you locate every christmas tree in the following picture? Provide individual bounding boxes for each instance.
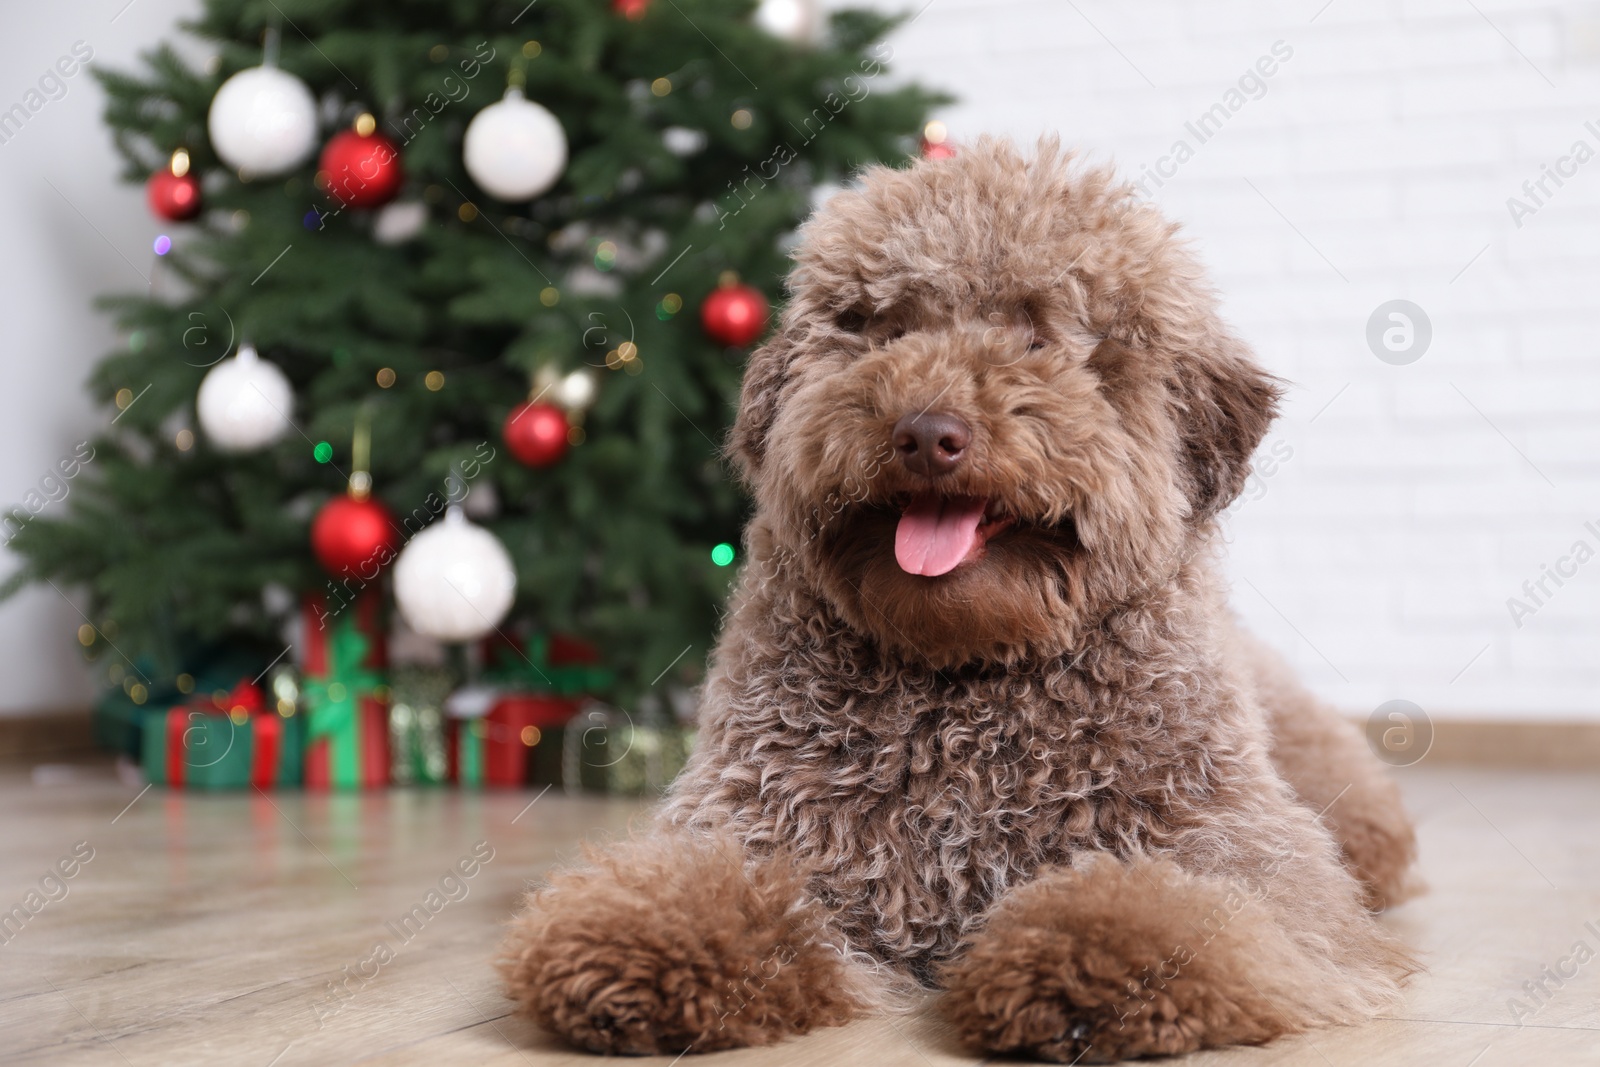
[1,0,941,709]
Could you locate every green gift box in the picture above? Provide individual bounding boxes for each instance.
[140,681,303,790]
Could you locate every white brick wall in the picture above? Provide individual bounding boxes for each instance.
[847,0,1600,719]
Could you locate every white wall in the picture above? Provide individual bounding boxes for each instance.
[860,0,1600,719]
[0,0,201,714]
[3,0,1595,720]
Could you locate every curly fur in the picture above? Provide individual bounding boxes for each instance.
[500,137,1420,1061]
[495,833,892,1054]
[940,854,1401,1063]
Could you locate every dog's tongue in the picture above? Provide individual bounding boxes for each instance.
[895,494,987,577]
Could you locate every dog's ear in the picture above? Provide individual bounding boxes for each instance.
[1167,334,1281,518]
[727,328,799,481]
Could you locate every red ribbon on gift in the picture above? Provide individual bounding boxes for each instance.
[166,708,187,789]
[250,712,281,789]
[213,680,265,715]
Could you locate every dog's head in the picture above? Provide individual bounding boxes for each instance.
[730,138,1279,669]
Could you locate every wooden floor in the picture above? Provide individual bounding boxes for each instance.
[3,760,1599,1066]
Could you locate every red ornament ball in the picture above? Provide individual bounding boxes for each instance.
[504,401,569,467]
[612,0,650,18]
[921,139,957,160]
[147,169,202,221]
[311,494,400,576]
[318,129,405,209]
[700,283,770,348]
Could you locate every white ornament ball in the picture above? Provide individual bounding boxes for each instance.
[555,369,598,412]
[661,126,707,157]
[393,508,517,643]
[207,65,319,177]
[462,88,567,201]
[196,344,293,451]
[373,200,428,245]
[756,0,819,42]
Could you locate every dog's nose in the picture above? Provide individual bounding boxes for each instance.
[892,411,971,477]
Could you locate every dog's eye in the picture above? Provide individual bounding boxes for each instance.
[1029,337,1048,350]
[835,308,869,333]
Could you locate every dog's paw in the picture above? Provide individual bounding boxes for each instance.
[940,934,1251,1063]
[497,833,876,1054]
[942,952,1274,1063]
[940,857,1304,1062]
[506,931,746,1054]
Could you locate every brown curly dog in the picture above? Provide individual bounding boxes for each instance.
[498,137,1420,1063]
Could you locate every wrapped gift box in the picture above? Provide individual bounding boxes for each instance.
[449,694,576,788]
[445,632,611,788]
[141,681,302,789]
[388,666,455,786]
[563,705,695,796]
[301,593,389,790]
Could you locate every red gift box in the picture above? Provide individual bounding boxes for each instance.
[302,591,390,790]
[449,695,579,788]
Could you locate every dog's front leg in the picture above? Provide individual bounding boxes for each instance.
[497,830,886,1054]
[939,822,1413,1063]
